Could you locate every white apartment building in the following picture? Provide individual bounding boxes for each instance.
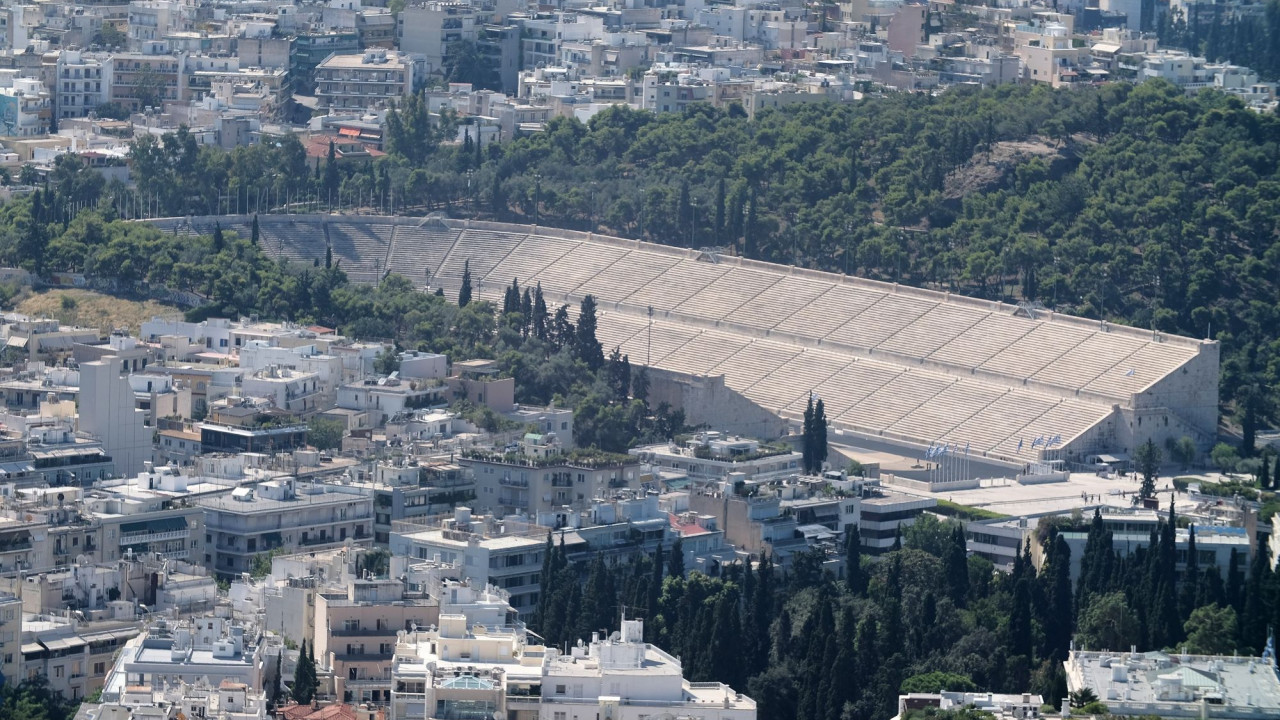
[240,366,323,415]
[198,479,374,579]
[54,50,107,120]
[540,619,755,720]
[79,356,153,477]
[390,579,542,720]
[315,49,415,111]
[101,616,266,701]
[0,77,50,137]
[390,508,546,616]
[240,341,345,391]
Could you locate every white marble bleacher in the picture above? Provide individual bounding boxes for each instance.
[708,340,801,392]
[730,276,835,331]
[943,390,1059,457]
[658,330,749,376]
[979,323,1096,380]
[529,241,631,297]
[482,235,580,289]
[595,312,649,356]
[745,349,854,413]
[838,371,955,431]
[388,225,462,287]
[1029,332,1147,397]
[629,322,703,367]
[1082,342,1198,399]
[877,303,990,358]
[826,293,939,351]
[888,381,1008,443]
[434,230,527,292]
[623,260,733,313]
[327,222,393,282]
[795,359,906,418]
[674,268,782,321]
[575,250,682,304]
[1000,398,1114,462]
[260,220,327,264]
[926,314,1038,370]
[773,284,884,340]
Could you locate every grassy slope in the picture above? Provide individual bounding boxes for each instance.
[17,289,182,335]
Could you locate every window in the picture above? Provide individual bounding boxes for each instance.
[555,685,565,695]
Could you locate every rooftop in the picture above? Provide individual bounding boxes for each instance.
[1066,650,1280,714]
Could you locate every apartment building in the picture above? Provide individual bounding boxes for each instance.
[390,508,546,616]
[54,50,106,120]
[106,52,186,111]
[198,479,373,579]
[540,618,756,720]
[389,579,541,720]
[314,49,414,111]
[20,615,142,700]
[315,569,442,705]
[100,616,267,701]
[0,77,50,136]
[463,442,642,519]
[397,2,476,75]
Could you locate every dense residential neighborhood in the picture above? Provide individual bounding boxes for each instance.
[0,0,1273,719]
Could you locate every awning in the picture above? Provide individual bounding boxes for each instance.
[40,636,87,651]
[1095,454,1129,464]
[338,127,361,137]
[5,336,27,348]
[21,643,43,655]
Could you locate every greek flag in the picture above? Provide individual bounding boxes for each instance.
[965,442,970,455]
[1124,368,1136,376]
[1017,437,1024,451]
[1032,435,1044,448]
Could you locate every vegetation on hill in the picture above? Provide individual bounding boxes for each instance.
[98,80,1280,452]
[17,288,181,334]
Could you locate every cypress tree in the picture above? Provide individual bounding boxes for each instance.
[845,525,866,596]
[458,259,472,307]
[575,295,604,370]
[269,653,283,708]
[521,287,533,332]
[325,245,332,269]
[802,395,816,474]
[533,282,548,340]
[668,537,685,577]
[250,214,259,246]
[324,141,339,201]
[814,398,829,470]
[212,222,224,252]
[1179,525,1199,619]
[943,523,969,607]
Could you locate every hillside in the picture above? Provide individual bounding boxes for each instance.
[17,289,182,335]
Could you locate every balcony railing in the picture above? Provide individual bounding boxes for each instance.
[120,528,189,545]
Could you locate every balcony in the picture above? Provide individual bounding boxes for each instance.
[497,476,527,488]
[120,528,189,545]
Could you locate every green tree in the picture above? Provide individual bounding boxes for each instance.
[1211,443,1240,475]
[1184,603,1237,655]
[293,640,317,704]
[1135,439,1162,498]
[307,417,345,451]
[1076,591,1139,652]
[575,295,603,371]
[900,672,978,694]
[458,259,472,307]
